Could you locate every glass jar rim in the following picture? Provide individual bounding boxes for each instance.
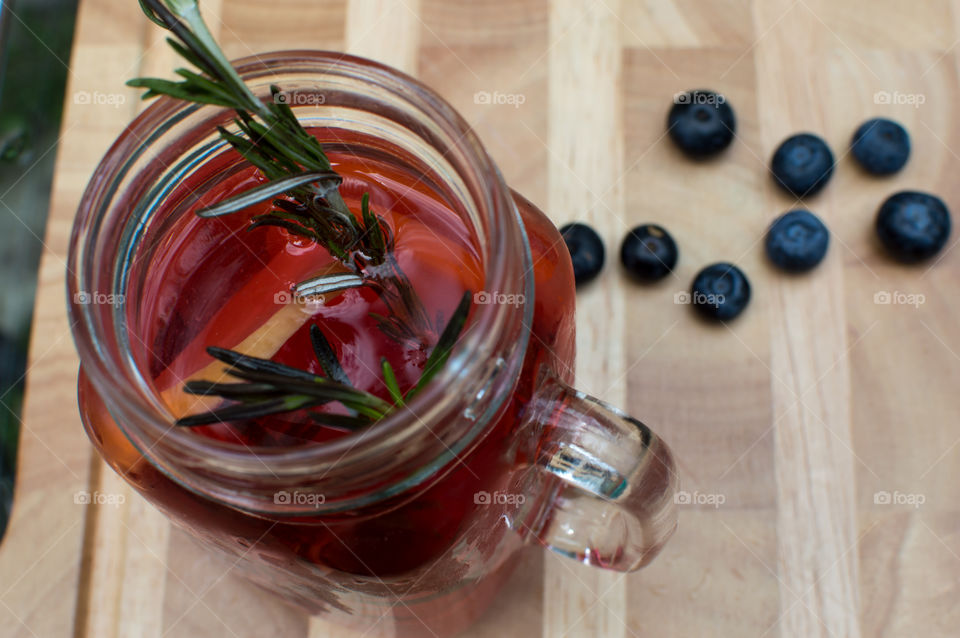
[67,50,534,499]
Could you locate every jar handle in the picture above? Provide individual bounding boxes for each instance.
[524,377,678,571]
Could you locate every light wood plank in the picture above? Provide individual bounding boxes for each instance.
[543,1,628,636]
[752,1,861,636]
[620,42,779,637]
[0,1,149,636]
[346,0,421,74]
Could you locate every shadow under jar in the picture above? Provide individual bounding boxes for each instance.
[68,51,678,638]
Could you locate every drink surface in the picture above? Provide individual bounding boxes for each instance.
[134,139,485,446]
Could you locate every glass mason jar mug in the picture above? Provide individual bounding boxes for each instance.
[68,52,678,637]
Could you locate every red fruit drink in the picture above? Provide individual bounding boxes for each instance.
[79,127,575,636]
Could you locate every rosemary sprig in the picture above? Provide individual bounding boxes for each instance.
[175,292,472,429]
[132,0,467,431]
[131,0,374,263]
[131,0,432,337]
[175,345,392,428]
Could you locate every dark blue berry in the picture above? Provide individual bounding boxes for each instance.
[771,133,835,197]
[765,210,830,272]
[690,263,751,321]
[851,118,910,175]
[667,90,736,158]
[875,191,951,263]
[560,222,605,285]
[620,224,678,281]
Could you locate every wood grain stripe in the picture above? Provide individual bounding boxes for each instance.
[0,0,155,636]
[543,1,628,637]
[346,0,421,74]
[752,1,861,636]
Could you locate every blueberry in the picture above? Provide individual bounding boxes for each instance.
[770,133,835,197]
[875,191,951,263]
[620,224,678,281]
[667,90,736,158]
[560,222,605,285]
[690,263,751,321]
[765,209,830,272]
[851,118,910,175]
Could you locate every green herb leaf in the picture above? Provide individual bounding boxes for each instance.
[175,395,318,427]
[310,325,352,386]
[294,272,365,298]
[307,411,371,431]
[138,0,168,28]
[246,215,322,243]
[197,172,342,218]
[183,380,285,399]
[380,358,404,406]
[206,346,320,383]
[126,77,237,107]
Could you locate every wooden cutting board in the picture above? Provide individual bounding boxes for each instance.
[3,1,960,636]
